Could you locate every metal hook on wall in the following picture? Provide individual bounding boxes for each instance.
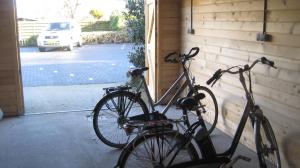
[188,0,195,34]
[256,0,272,41]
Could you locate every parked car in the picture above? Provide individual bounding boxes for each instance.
[37,20,82,52]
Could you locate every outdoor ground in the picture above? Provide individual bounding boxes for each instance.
[0,109,259,168]
[21,44,132,113]
[4,44,261,168]
[21,44,133,86]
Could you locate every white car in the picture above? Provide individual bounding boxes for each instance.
[37,20,82,52]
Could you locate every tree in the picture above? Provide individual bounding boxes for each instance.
[123,0,145,68]
[89,9,104,20]
[63,0,81,18]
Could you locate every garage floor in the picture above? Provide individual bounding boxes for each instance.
[0,108,260,168]
[23,83,121,114]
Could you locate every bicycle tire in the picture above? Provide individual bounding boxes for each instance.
[117,131,199,168]
[93,90,149,148]
[255,116,281,168]
[188,86,218,134]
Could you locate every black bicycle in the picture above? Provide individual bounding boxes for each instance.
[93,47,218,148]
[116,57,281,168]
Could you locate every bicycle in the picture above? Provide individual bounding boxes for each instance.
[116,57,281,168]
[93,47,218,148]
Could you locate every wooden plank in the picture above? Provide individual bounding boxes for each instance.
[0,76,15,85]
[253,73,300,96]
[0,85,16,92]
[183,34,300,60]
[194,0,263,13]
[193,28,300,48]
[269,0,300,10]
[0,0,24,116]
[0,70,15,78]
[193,21,296,34]
[183,10,300,22]
[147,8,155,44]
[194,0,259,6]
[249,52,300,71]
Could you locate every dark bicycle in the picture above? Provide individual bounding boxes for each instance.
[93,47,218,148]
[116,57,281,168]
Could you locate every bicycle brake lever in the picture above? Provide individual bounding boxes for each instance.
[221,155,251,168]
[211,74,222,87]
[211,79,217,87]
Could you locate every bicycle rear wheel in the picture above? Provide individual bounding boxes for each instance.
[117,131,199,168]
[93,91,149,148]
[188,86,218,134]
[255,116,281,168]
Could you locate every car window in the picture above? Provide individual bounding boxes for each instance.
[47,22,70,31]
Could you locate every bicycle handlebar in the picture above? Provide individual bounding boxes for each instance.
[261,57,275,67]
[206,69,222,86]
[164,52,178,63]
[164,47,200,63]
[184,47,200,59]
[206,57,276,87]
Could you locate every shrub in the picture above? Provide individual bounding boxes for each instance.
[123,0,145,68]
[109,11,122,31]
[81,31,129,44]
[81,21,110,32]
[20,35,38,47]
[127,45,144,68]
[89,9,104,20]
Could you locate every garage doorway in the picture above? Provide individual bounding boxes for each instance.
[15,0,141,114]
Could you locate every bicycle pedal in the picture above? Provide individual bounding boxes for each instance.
[86,114,93,118]
[220,155,251,168]
[239,155,251,162]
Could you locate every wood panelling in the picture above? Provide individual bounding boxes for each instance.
[0,0,24,116]
[180,0,300,167]
[156,0,181,99]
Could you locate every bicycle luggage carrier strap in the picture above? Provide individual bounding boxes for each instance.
[124,112,173,135]
[103,86,132,94]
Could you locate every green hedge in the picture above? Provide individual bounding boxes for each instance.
[20,31,129,47]
[82,30,129,44]
[81,21,111,32]
[19,35,38,47]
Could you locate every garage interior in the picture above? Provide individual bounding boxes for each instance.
[0,0,299,167]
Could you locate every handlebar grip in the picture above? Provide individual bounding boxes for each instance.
[207,69,222,85]
[186,47,200,59]
[206,76,216,85]
[261,57,275,67]
[164,52,178,63]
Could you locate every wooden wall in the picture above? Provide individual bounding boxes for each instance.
[0,0,24,116]
[181,0,300,167]
[157,0,181,99]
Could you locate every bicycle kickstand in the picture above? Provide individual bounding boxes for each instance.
[220,155,251,168]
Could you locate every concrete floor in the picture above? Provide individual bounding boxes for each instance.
[23,83,122,114]
[0,108,260,168]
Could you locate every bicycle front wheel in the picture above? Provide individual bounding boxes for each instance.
[118,131,199,168]
[93,90,149,148]
[255,116,281,168]
[188,86,218,134]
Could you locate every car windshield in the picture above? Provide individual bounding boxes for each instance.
[47,22,70,31]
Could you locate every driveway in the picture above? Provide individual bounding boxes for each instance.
[21,44,133,87]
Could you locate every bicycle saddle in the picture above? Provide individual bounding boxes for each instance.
[177,93,205,110]
[128,67,149,77]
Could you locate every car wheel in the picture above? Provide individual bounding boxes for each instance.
[77,40,82,47]
[38,47,46,52]
[67,44,73,51]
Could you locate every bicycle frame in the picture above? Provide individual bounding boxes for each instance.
[169,68,262,166]
[135,63,194,115]
[199,69,257,159]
